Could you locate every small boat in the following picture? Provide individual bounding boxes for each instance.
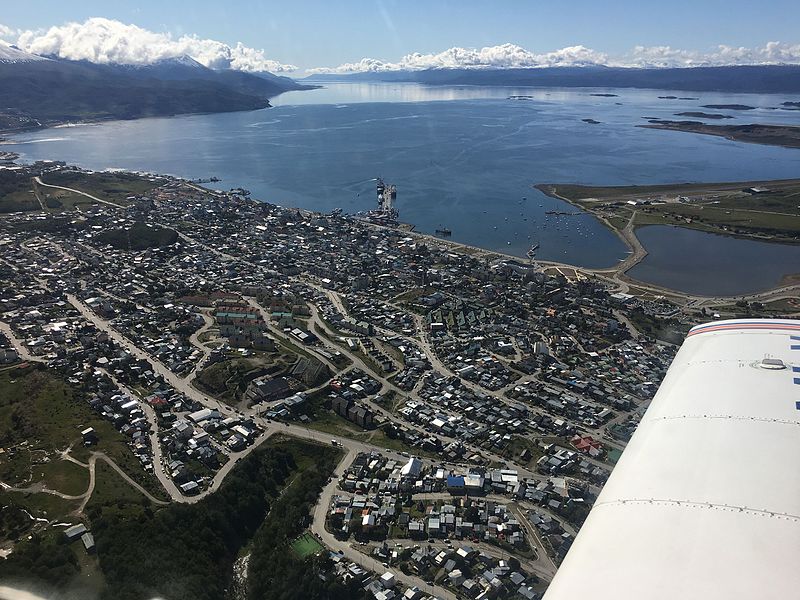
[435,227,452,236]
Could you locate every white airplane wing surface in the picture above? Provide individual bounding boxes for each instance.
[543,318,800,600]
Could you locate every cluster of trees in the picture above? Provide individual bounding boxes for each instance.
[0,367,351,600]
[89,439,349,600]
[0,534,80,589]
[95,221,178,251]
[246,448,361,600]
[89,445,296,600]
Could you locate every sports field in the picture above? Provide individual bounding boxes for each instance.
[290,532,325,558]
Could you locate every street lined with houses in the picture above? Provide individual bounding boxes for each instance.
[0,167,711,599]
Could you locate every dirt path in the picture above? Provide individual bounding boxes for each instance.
[34,176,125,209]
[2,450,169,516]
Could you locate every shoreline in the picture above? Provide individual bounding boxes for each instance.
[637,121,800,150]
[3,155,797,301]
[0,99,290,141]
[534,184,800,300]
[334,202,799,303]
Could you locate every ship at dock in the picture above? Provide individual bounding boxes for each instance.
[357,178,399,224]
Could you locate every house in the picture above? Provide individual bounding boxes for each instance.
[81,427,98,445]
[400,457,422,478]
[0,348,18,364]
[447,475,466,495]
[427,517,441,537]
[81,532,96,553]
[379,572,396,588]
[180,481,200,495]
[64,524,88,541]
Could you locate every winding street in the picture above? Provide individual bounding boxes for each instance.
[56,265,575,588]
[2,451,168,517]
[311,447,457,600]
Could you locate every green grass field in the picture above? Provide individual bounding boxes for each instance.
[86,460,152,511]
[0,364,168,502]
[538,180,800,242]
[31,459,90,496]
[42,170,162,206]
[0,168,163,214]
[289,532,324,559]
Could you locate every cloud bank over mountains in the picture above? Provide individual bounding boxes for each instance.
[308,41,800,74]
[308,44,609,74]
[1,18,799,75]
[0,17,297,72]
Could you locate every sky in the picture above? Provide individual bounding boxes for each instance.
[2,0,800,74]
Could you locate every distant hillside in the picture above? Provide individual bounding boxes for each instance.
[0,54,314,132]
[305,65,800,93]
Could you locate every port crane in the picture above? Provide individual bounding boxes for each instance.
[376,178,398,219]
[526,242,540,268]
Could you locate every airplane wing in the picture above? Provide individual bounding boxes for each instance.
[542,318,800,600]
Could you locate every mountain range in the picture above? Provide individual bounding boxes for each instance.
[4,41,800,134]
[0,45,313,132]
[304,64,800,94]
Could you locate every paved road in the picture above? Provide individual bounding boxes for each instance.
[245,296,339,372]
[311,447,455,600]
[101,371,185,502]
[184,310,215,382]
[0,321,46,363]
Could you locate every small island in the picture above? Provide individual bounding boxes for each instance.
[674,112,733,120]
[639,120,800,149]
[701,104,756,110]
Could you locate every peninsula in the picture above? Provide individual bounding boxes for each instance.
[638,120,800,149]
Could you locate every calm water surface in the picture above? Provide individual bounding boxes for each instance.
[628,226,800,296]
[6,82,800,292]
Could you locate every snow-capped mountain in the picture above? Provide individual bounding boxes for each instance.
[0,42,48,64]
[0,49,315,131]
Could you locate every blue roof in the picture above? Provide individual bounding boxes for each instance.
[447,476,465,487]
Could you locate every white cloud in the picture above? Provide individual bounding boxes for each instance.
[309,41,800,74]
[0,23,17,42]
[627,42,800,67]
[13,17,296,72]
[308,43,607,74]
[626,46,704,68]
